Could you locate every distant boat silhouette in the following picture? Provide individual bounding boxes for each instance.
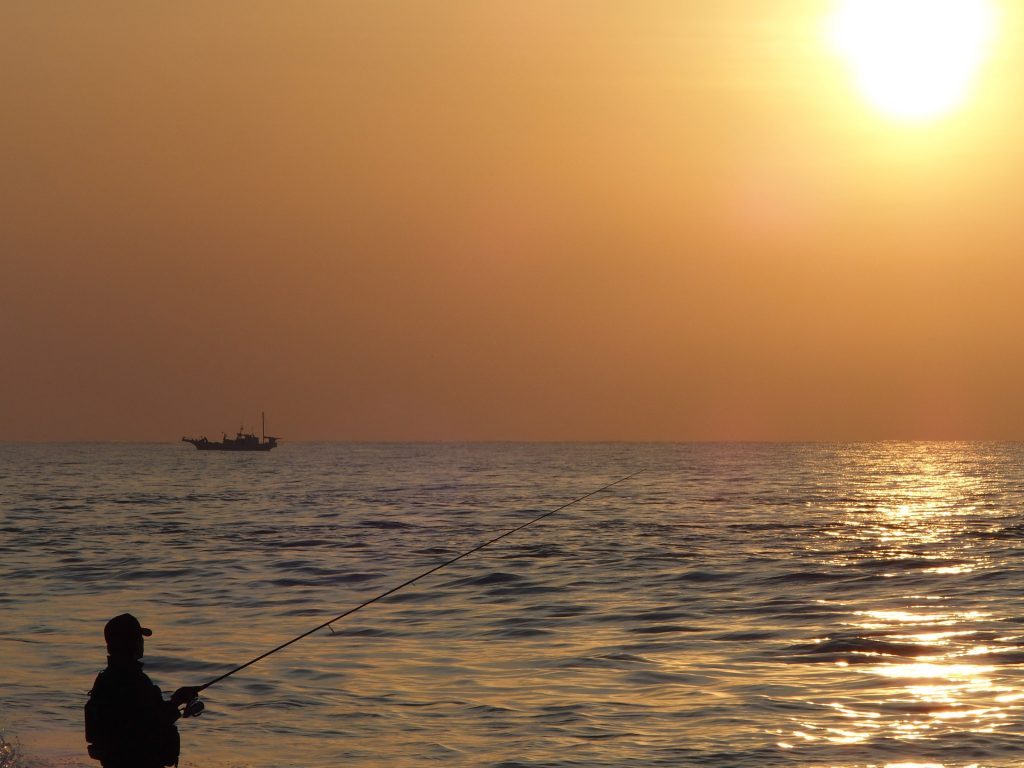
[183,412,279,451]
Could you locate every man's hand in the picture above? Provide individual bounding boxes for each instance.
[171,686,201,707]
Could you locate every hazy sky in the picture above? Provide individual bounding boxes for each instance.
[4,1,1024,441]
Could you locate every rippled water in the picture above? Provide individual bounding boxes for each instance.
[3,442,1024,768]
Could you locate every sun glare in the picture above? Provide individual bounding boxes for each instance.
[828,0,998,123]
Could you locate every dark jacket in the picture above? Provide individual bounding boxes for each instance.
[86,657,180,768]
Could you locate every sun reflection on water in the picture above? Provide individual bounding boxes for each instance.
[777,445,1022,764]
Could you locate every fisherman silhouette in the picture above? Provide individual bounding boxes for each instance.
[85,614,201,768]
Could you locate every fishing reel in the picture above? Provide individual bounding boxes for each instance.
[181,697,205,718]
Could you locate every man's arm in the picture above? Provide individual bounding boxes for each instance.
[144,679,182,726]
[170,686,201,707]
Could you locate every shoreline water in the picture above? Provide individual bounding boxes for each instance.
[4,442,1024,767]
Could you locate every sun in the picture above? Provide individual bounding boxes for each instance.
[828,0,998,123]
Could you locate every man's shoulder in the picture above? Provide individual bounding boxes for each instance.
[96,664,156,690]
[92,667,167,715]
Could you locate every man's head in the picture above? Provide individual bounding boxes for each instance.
[104,613,152,659]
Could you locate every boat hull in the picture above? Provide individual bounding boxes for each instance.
[182,437,277,451]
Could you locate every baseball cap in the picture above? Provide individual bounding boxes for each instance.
[104,613,153,651]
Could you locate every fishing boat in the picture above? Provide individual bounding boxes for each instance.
[182,412,279,451]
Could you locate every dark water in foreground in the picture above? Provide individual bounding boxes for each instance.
[3,442,1024,767]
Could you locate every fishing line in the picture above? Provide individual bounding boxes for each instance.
[197,468,645,692]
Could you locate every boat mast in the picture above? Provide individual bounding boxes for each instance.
[262,411,266,443]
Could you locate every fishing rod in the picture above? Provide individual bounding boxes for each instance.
[196,469,645,694]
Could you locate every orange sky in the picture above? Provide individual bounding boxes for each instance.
[3,2,1024,441]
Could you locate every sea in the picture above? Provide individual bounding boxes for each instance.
[3,442,1024,768]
